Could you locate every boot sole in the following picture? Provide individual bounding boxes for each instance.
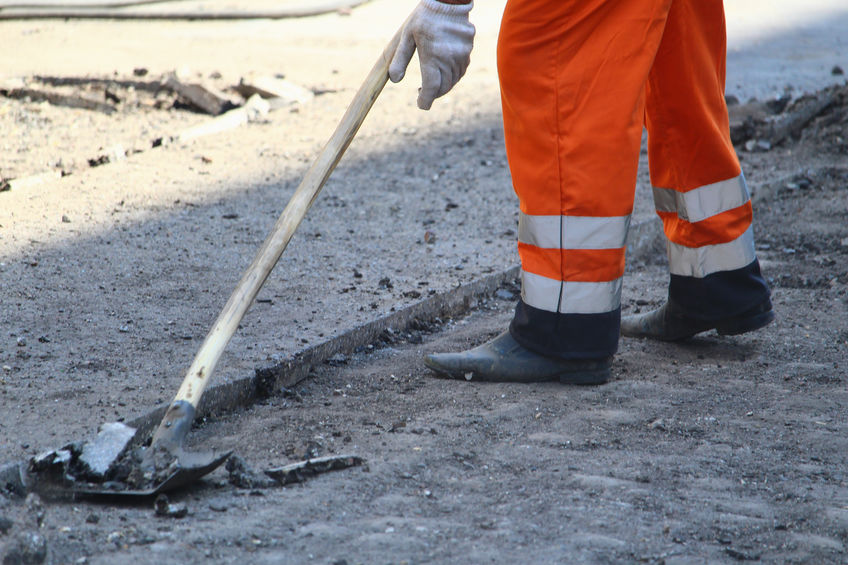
[424,358,611,385]
[716,308,776,336]
[623,303,775,341]
[558,367,611,386]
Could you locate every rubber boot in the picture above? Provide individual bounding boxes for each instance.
[620,299,775,341]
[424,331,611,385]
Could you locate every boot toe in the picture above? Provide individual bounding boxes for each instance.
[424,331,610,384]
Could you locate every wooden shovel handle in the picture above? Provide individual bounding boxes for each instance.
[169,28,403,409]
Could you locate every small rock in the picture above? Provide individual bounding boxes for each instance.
[764,95,791,114]
[225,455,277,489]
[423,230,436,244]
[494,289,514,300]
[326,353,349,366]
[29,448,71,476]
[725,547,761,561]
[154,494,188,519]
[2,531,48,565]
[0,515,13,534]
[0,462,28,497]
[648,419,667,431]
[61,215,71,224]
[78,422,136,480]
[16,337,26,348]
[24,494,45,528]
[832,65,844,76]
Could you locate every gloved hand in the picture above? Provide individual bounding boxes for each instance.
[388,0,475,110]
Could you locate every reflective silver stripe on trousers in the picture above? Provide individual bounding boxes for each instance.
[667,225,756,278]
[653,174,750,223]
[521,271,622,314]
[518,212,631,250]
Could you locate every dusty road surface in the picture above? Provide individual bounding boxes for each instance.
[2,1,848,563]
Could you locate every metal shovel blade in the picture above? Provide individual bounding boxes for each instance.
[72,448,231,498]
[72,402,230,498]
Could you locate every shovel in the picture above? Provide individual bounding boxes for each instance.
[67,25,406,497]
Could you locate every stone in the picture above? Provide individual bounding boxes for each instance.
[2,531,48,564]
[78,422,137,480]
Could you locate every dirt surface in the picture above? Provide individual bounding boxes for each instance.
[2,1,848,563]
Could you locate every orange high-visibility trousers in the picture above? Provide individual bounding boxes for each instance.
[498,0,770,359]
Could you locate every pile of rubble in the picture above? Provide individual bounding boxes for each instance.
[729,77,848,154]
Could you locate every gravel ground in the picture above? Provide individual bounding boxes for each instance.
[1,1,847,563]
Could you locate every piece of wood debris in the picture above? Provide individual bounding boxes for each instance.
[235,75,314,106]
[34,75,163,94]
[728,100,776,145]
[0,86,116,114]
[768,87,841,145]
[164,72,234,116]
[169,94,269,145]
[264,454,364,485]
[87,144,126,167]
[1,170,63,192]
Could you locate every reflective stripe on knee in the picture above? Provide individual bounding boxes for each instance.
[652,174,750,223]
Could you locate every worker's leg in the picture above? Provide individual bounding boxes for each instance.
[622,0,773,340]
[425,0,673,382]
[500,0,672,359]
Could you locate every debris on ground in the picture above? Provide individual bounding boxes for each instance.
[729,82,848,151]
[24,423,139,496]
[153,494,188,519]
[0,494,48,565]
[264,454,365,485]
[225,455,278,490]
[164,72,236,116]
[224,454,364,490]
[234,74,315,106]
[0,71,312,186]
[76,422,137,481]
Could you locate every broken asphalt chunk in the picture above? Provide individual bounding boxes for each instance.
[154,494,188,518]
[77,422,137,481]
[264,454,364,486]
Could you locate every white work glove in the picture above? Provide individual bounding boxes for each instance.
[388,0,475,110]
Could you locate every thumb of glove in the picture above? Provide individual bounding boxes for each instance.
[388,32,417,83]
